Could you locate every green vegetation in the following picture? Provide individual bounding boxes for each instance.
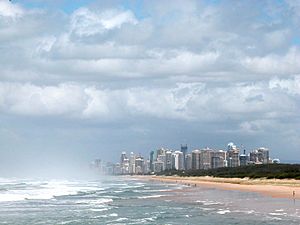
[158,164,300,179]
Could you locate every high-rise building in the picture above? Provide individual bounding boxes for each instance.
[165,150,172,170]
[185,153,192,170]
[120,152,127,164]
[135,156,144,174]
[144,159,151,174]
[156,148,166,157]
[239,149,248,166]
[119,152,130,174]
[153,161,164,173]
[155,148,166,170]
[173,151,184,170]
[181,144,188,169]
[149,151,154,172]
[121,158,129,174]
[200,148,213,170]
[113,163,121,174]
[191,149,201,170]
[258,147,269,164]
[211,150,227,168]
[249,147,269,164]
[129,152,136,174]
[157,154,166,170]
[226,143,240,167]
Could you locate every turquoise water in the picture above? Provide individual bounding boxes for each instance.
[0,177,299,224]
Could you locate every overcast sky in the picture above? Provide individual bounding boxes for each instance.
[0,0,300,177]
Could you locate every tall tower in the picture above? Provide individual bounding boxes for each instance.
[120,152,127,164]
[181,144,188,170]
[149,151,154,172]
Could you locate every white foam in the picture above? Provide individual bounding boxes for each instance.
[75,198,113,205]
[0,180,101,202]
[115,218,128,222]
[217,210,231,215]
[196,200,223,206]
[134,189,173,193]
[202,207,216,211]
[269,212,287,216]
[137,194,167,199]
[89,208,109,212]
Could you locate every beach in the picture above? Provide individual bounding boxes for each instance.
[136,176,300,200]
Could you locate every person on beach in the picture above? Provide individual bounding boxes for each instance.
[293,191,295,198]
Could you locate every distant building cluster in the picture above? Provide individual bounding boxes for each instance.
[89,159,114,175]
[113,152,150,175]
[92,142,279,175]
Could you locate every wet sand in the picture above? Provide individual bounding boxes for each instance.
[135,176,300,200]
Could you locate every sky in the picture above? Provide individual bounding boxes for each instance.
[0,0,300,177]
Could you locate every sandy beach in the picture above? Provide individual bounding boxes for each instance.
[135,175,300,200]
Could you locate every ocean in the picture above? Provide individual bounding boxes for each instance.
[0,176,299,224]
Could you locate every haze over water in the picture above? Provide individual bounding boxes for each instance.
[0,177,299,225]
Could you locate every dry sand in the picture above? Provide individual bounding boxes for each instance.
[136,175,300,200]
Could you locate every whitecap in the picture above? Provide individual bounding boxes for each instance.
[269,212,287,216]
[137,194,167,199]
[0,180,102,202]
[89,208,109,212]
[196,200,223,206]
[217,210,231,215]
[115,217,128,222]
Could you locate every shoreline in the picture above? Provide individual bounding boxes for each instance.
[133,175,300,200]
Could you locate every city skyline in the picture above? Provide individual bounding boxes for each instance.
[0,0,300,177]
[92,141,278,175]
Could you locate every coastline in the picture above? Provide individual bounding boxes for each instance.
[133,175,300,200]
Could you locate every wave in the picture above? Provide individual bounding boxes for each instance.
[217,209,231,215]
[133,189,173,193]
[137,194,167,199]
[0,180,102,202]
[196,200,223,206]
[75,198,113,205]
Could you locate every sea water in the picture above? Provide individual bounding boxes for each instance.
[0,176,299,224]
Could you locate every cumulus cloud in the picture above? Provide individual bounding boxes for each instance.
[70,8,137,36]
[242,47,300,75]
[0,77,299,125]
[1,0,300,165]
[0,0,23,18]
[269,75,300,95]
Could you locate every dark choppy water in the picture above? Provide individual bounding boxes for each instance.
[0,176,299,224]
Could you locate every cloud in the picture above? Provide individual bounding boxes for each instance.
[242,47,300,75]
[1,0,300,166]
[269,75,300,95]
[0,77,299,126]
[70,8,137,36]
[0,0,23,18]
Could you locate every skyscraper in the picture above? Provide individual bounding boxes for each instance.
[185,153,192,170]
[149,150,154,172]
[191,149,201,170]
[226,143,240,167]
[129,152,136,174]
[173,151,184,170]
[181,144,188,169]
[165,150,172,170]
[200,148,213,170]
[249,147,270,164]
[211,150,227,168]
